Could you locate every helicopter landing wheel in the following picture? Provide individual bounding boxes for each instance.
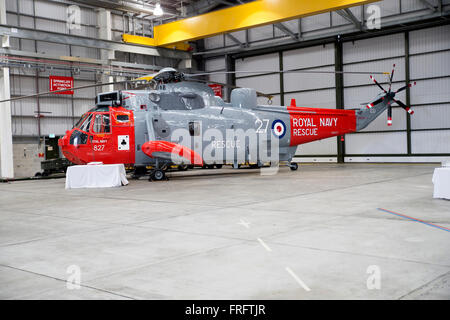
[150,169,167,181]
[289,162,298,171]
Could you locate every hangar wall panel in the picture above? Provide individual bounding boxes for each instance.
[346,132,407,155]
[343,33,405,64]
[205,35,224,50]
[283,43,334,70]
[410,104,450,130]
[235,53,279,72]
[296,138,337,156]
[409,25,450,54]
[284,89,336,109]
[284,66,335,92]
[410,78,450,105]
[236,74,280,95]
[249,25,274,42]
[343,33,408,156]
[410,51,450,79]
[411,130,450,154]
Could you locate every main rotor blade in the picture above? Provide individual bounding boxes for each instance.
[365,97,384,109]
[186,79,273,99]
[387,106,393,126]
[388,64,396,92]
[0,79,135,104]
[370,75,387,93]
[395,81,416,94]
[394,99,414,115]
[186,69,389,77]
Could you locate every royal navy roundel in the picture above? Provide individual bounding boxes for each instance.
[272,119,286,139]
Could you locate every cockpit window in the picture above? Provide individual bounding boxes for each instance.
[79,114,93,132]
[70,130,88,145]
[74,114,87,129]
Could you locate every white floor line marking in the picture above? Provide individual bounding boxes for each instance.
[285,267,311,292]
[238,219,250,229]
[257,238,272,252]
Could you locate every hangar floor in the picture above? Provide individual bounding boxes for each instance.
[0,163,449,300]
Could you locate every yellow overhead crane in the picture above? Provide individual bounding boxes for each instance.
[123,0,379,51]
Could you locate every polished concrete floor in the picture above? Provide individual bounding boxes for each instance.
[0,163,449,300]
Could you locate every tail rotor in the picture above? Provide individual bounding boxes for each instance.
[367,64,417,126]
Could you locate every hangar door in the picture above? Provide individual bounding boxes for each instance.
[282,44,337,162]
[343,25,450,162]
[234,45,338,162]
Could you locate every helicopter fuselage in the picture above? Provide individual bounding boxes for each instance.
[58,81,376,169]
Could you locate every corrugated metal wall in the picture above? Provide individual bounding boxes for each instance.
[5,0,178,139]
[282,44,336,159]
[204,23,450,162]
[343,33,408,156]
[409,25,450,154]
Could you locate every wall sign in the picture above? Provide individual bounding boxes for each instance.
[49,76,74,95]
[208,84,223,98]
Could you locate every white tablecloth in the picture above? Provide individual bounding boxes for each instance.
[432,167,450,200]
[65,164,129,189]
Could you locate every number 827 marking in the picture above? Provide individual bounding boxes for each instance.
[93,145,105,151]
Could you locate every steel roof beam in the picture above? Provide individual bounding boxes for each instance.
[420,0,438,12]
[149,0,379,45]
[0,25,191,59]
[274,23,299,41]
[336,8,362,30]
[69,0,178,16]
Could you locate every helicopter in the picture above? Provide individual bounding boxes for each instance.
[0,66,416,181]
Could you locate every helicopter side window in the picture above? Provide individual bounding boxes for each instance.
[103,114,111,133]
[116,114,129,123]
[92,114,102,133]
[181,93,204,110]
[92,113,111,133]
[159,94,186,110]
[189,121,200,136]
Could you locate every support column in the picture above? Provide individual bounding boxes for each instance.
[335,38,345,164]
[405,32,412,156]
[225,54,235,103]
[0,68,14,179]
[0,0,14,178]
[97,8,114,92]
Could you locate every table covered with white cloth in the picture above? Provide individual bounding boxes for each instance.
[432,167,450,200]
[65,164,129,189]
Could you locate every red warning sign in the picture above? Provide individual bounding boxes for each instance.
[208,84,223,98]
[49,76,74,95]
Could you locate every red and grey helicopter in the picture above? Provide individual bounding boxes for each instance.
[0,65,416,180]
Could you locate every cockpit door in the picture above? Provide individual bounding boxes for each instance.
[90,112,112,163]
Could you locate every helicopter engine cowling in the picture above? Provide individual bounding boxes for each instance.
[231,88,257,109]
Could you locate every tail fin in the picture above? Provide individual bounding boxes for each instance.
[356,94,391,131]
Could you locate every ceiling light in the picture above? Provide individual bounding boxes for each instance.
[154,3,164,16]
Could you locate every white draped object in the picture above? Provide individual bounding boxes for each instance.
[65,164,129,189]
[432,168,450,200]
